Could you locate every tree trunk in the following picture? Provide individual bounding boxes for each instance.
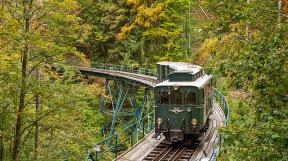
[278,0,282,24]
[0,1,4,157]
[12,1,33,160]
[246,0,250,39]
[34,70,40,160]
[10,131,12,158]
[0,122,4,161]
[12,46,29,161]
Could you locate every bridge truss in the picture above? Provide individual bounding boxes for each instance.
[100,80,154,143]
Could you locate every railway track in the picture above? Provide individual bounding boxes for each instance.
[78,67,160,87]
[143,141,198,161]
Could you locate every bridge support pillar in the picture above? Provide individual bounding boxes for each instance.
[100,80,154,146]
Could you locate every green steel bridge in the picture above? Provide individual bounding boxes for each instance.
[76,63,229,161]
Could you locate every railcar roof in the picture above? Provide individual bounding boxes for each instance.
[157,61,202,74]
[155,74,212,88]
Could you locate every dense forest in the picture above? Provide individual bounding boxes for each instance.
[0,0,287,161]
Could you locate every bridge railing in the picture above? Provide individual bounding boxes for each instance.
[213,88,229,126]
[91,63,156,77]
[211,88,230,161]
[86,111,155,161]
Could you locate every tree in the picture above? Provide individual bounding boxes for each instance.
[0,0,103,160]
[77,0,126,63]
[117,0,194,63]
[79,0,197,66]
[196,0,288,160]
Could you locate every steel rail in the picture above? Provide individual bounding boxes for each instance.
[168,147,186,161]
[155,146,174,161]
[143,143,170,161]
[78,67,160,88]
[143,143,197,161]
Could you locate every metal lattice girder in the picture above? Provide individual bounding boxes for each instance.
[80,64,158,160]
[136,88,148,129]
[107,80,128,143]
[131,84,139,118]
[99,79,155,146]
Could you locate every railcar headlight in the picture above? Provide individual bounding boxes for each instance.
[200,158,210,161]
[173,84,179,90]
[191,119,197,126]
[157,118,163,125]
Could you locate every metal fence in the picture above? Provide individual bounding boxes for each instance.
[91,63,156,77]
[86,111,155,161]
[210,88,230,161]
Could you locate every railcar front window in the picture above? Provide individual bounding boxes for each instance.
[158,91,169,104]
[171,91,182,104]
[185,91,196,104]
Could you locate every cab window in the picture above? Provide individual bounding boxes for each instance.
[171,90,182,104]
[158,91,169,104]
[185,91,196,104]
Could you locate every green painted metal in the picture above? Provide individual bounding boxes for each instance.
[138,88,148,128]
[154,86,207,134]
[213,88,229,126]
[98,78,154,147]
[91,63,156,77]
[87,111,155,161]
[107,81,125,143]
[210,88,230,161]
[81,64,154,160]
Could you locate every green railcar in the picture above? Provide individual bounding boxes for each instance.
[155,62,213,143]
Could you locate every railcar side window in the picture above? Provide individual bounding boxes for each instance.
[185,91,196,104]
[158,91,169,104]
[171,90,182,104]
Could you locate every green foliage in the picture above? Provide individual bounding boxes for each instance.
[0,0,287,160]
[78,0,197,67]
[201,0,288,160]
[25,81,105,160]
[77,0,127,63]
[0,0,105,160]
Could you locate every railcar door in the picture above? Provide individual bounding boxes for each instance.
[168,88,185,141]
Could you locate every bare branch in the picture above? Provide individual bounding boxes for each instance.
[198,1,210,20]
[24,92,42,108]
[20,108,57,138]
[20,125,34,146]
[32,21,47,33]
[27,53,59,77]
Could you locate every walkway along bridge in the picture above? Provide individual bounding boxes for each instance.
[77,63,229,161]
